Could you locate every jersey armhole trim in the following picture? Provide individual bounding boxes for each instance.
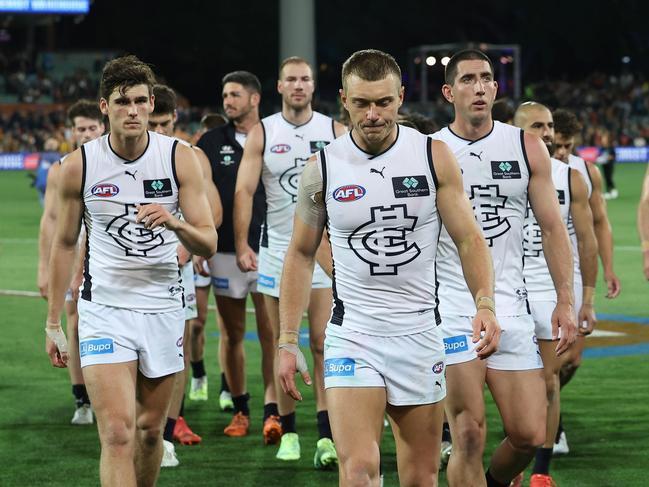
[567,167,573,201]
[319,149,328,199]
[171,139,180,188]
[519,129,532,174]
[584,160,594,187]
[260,121,267,155]
[331,119,336,139]
[427,139,439,189]
[80,146,87,199]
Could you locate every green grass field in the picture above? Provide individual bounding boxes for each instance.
[1,164,648,486]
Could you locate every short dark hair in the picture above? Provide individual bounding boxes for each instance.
[492,98,515,124]
[398,112,438,134]
[99,54,156,101]
[200,113,227,130]
[279,56,312,79]
[445,49,494,85]
[341,49,401,90]
[553,109,581,138]
[222,70,261,95]
[67,99,103,125]
[152,84,177,115]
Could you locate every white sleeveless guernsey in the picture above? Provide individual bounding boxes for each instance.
[430,121,530,316]
[567,154,593,277]
[320,125,441,336]
[261,111,336,250]
[81,131,182,312]
[523,159,571,300]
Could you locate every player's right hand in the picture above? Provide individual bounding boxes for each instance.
[278,344,311,401]
[236,245,258,272]
[45,322,69,368]
[471,309,500,359]
[192,255,210,276]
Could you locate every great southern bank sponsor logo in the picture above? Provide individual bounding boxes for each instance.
[444,335,468,354]
[80,338,114,357]
[324,358,355,377]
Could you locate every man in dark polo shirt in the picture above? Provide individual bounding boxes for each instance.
[196,71,280,442]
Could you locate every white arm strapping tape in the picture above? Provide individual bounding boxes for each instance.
[278,343,308,373]
[45,325,69,353]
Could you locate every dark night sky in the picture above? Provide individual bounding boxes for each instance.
[7,0,649,106]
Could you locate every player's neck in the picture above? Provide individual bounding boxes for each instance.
[450,117,494,141]
[352,124,398,155]
[109,131,149,161]
[233,111,259,134]
[282,105,313,127]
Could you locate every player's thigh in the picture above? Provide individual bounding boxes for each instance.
[136,370,177,431]
[444,358,487,424]
[215,295,247,341]
[263,294,280,334]
[193,285,209,325]
[307,287,332,346]
[387,401,444,484]
[251,291,273,341]
[486,368,546,444]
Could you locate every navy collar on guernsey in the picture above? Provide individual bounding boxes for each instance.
[349,123,400,160]
[447,120,495,145]
[108,131,151,164]
[280,111,314,129]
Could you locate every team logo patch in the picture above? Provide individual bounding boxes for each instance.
[444,335,469,354]
[212,277,230,289]
[392,175,430,198]
[491,160,522,179]
[169,284,183,297]
[258,274,276,288]
[271,143,291,154]
[324,358,355,377]
[432,361,444,374]
[309,140,329,153]
[333,185,366,202]
[279,157,309,202]
[557,189,566,205]
[515,287,528,301]
[143,178,172,198]
[80,338,114,357]
[106,204,165,257]
[91,183,119,198]
[176,336,184,347]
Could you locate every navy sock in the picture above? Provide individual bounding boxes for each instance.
[232,393,250,416]
[72,384,90,408]
[191,360,206,378]
[263,402,279,421]
[163,418,176,442]
[533,447,553,475]
[442,421,452,442]
[485,469,508,487]
[220,372,230,393]
[280,412,296,434]
[316,410,332,439]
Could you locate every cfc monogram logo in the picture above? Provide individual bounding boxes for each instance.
[348,205,420,275]
[106,204,165,257]
[469,184,511,246]
[279,157,310,202]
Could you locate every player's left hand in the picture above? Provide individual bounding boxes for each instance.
[136,203,180,230]
[577,304,597,336]
[551,302,576,356]
[471,309,500,359]
[643,253,649,281]
[604,270,621,298]
[192,255,210,276]
[278,344,311,401]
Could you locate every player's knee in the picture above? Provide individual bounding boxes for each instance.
[339,456,381,487]
[100,417,135,450]
[189,318,205,337]
[136,418,164,448]
[543,371,558,399]
[452,416,485,456]
[309,333,325,357]
[508,423,545,451]
[223,324,245,346]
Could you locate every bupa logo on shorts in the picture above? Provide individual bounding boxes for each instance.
[91,183,119,198]
[333,184,366,202]
[309,140,329,153]
[270,144,291,154]
[258,274,276,288]
[490,160,522,179]
[392,175,430,198]
[80,338,114,357]
[212,277,230,289]
[432,361,444,374]
[143,178,173,198]
[324,358,355,377]
[444,335,469,354]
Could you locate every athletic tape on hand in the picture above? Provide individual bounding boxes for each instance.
[45,325,69,353]
[278,343,308,373]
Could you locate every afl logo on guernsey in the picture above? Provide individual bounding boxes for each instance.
[270,144,291,154]
[333,185,366,202]
[91,183,119,197]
